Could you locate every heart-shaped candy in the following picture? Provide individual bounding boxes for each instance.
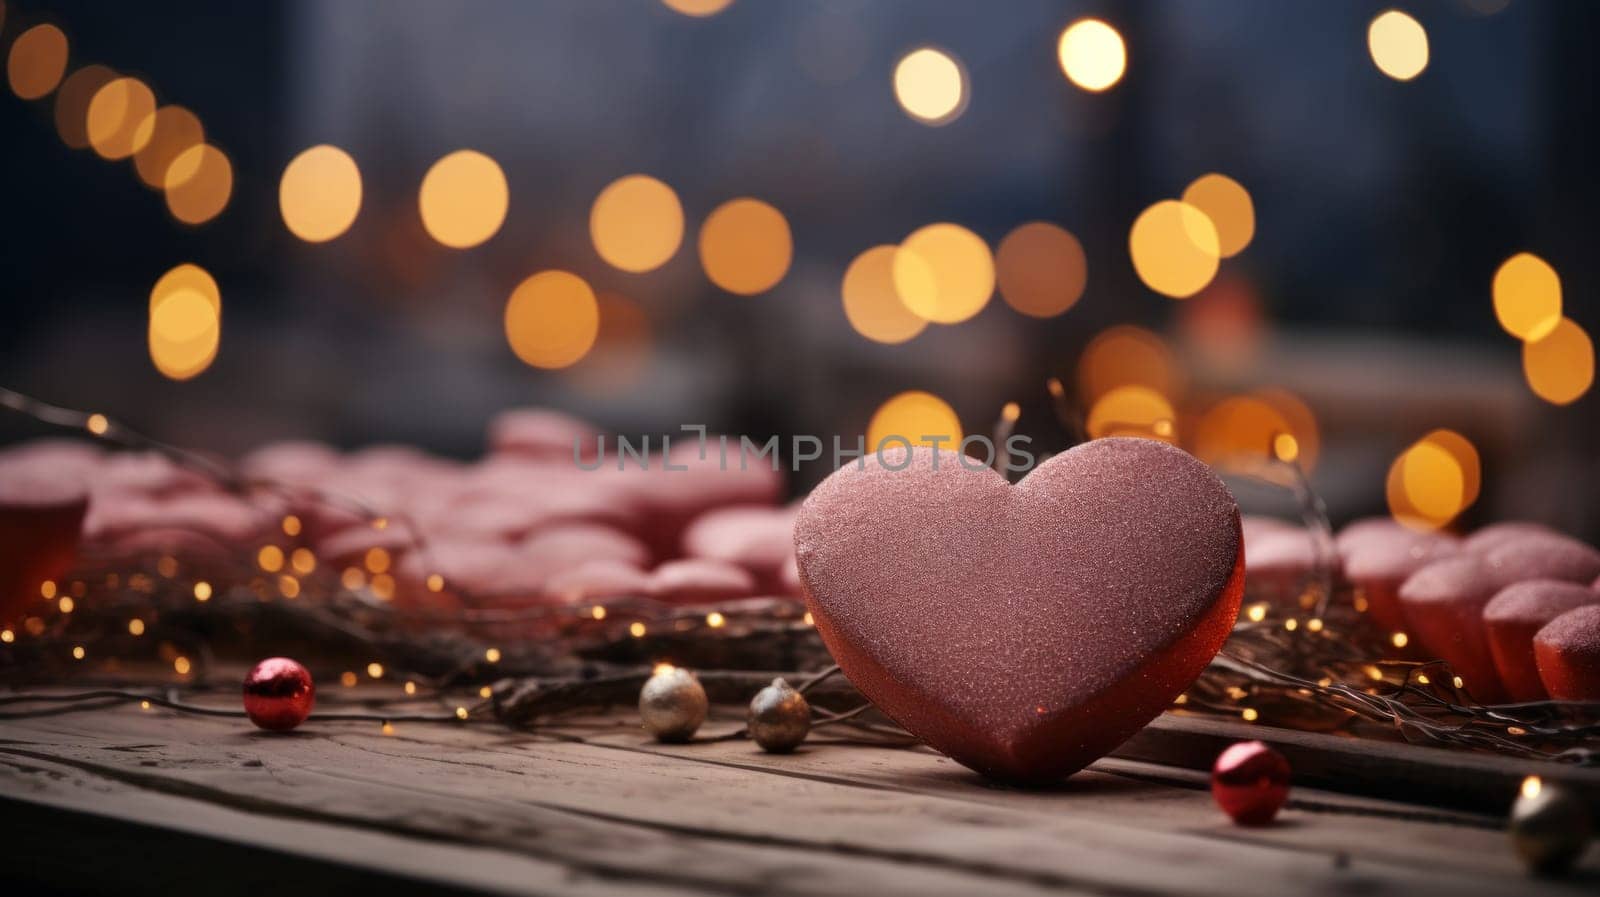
[794,438,1243,782]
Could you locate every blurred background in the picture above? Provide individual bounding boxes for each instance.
[0,0,1595,535]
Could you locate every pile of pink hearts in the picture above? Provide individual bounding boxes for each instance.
[1243,515,1600,703]
[0,408,805,630]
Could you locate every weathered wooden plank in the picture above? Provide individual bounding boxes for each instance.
[2,704,1593,897]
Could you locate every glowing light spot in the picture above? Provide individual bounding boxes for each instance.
[1181,174,1254,258]
[1452,675,1464,689]
[1392,632,1409,648]
[58,596,74,613]
[7,24,67,99]
[1193,396,1293,471]
[629,622,647,638]
[1273,433,1299,463]
[371,573,395,601]
[131,106,204,190]
[455,706,469,720]
[706,611,726,628]
[1522,317,1594,406]
[193,581,212,601]
[653,662,676,677]
[995,222,1087,319]
[1077,325,1184,404]
[279,145,362,242]
[372,517,389,530]
[893,47,967,125]
[174,656,191,675]
[1130,200,1219,299]
[341,671,358,687]
[72,645,85,660]
[364,547,391,574]
[86,77,156,159]
[803,612,815,626]
[1285,618,1299,632]
[404,681,417,695]
[893,223,994,324]
[1241,707,1259,722]
[341,567,365,590]
[1493,253,1561,341]
[141,700,151,710]
[148,286,220,381]
[485,647,501,663]
[41,580,56,599]
[1257,388,1322,473]
[86,414,108,436]
[479,686,492,698]
[590,605,607,620]
[382,721,395,735]
[164,144,233,224]
[699,198,792,295]
[590,174,683,273]
[842,245,928,345]
[1086,385,1175,442]
[1368,10,1429,81]
[128,619,145,636]
[504,270,601,369]
[282,515,302,537]
[1522,776,1541,800]
[426,574,444,592]
[1056,19,1126,92]
[1246,604,1267,623]
[258,545,284,573]
[418,149,508,248]
[367,662,384,679]
[1307,618,1324,633]
[662,0,733,16]
[53,64,115,148]
[290,548,316,574]
[1386,438,1465,530]
[1418,429,1480,508]
[867,390,963,451]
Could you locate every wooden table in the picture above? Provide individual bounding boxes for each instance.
[2,694,1597,896]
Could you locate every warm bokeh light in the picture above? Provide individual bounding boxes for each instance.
[418,149,509,249]
[1076,325,1183,404]
[163,143,232,224]
[590,174,684,273]
[1056,18,1126,92]
[995,222,1086,318]
[841,245,927,345]
[53,64,116,149]
[151,263,220,316]
[1181,174,1255,258]
[1492,252,1561,341]
[504,271,601,369]
[1129,200,1219,299]
[892,47,967,126]
[893,223,994,324]
[149,287,220,381]
[867,390,963,451]
[698,198,793,295]
[1386,439,1465,530]
[1418,429,1481,508]
[1193,396,1293,471]
[131,106,204,189]
[661,0,734,16]
[1086,386,1175,442]
[1522,317,1595,406]
[86,76,156,160]
[7,23,67,100]
[1368,10,1429,81]
[1256,388,1321,472]
[279,145,363,242]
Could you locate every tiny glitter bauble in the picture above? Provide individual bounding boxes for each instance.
[1509,779,1592,877]
[639,666,707,742]
[747,677,810,753]
[242,657,315,731]
[1211,740,1290,825]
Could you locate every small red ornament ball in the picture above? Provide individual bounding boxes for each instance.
[1211,740,1291,825]
[242,657,315,731]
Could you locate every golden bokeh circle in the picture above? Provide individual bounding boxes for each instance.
[7,23,68,100]
[893,223,994,324]
[841,245,927,345]
[87,76,157,160]
[279,145,364,243]
[163,144,233,225]
[1129,200,1219,299]
[1181,174,1254,258]
[150,263,220,316]
[698,198,793,295]
[131,106,204,189]
[1419,429,1481,508]
[419,150,509,249]
[1386,440,1464,531]
[995,221,1087,318]
[1522,317,1594,406]
[1086,385,1175,442]
[1057,18,1126,92]
[1492,252,1561,342]
[54,64,116,149]
[1076,325,1183,404]
[1193,396,1292,471]
[661,0,734,16]
[893,47,967,126]
[1368,10,1429,81]
[867,391,963,452]
[504,271,601,370]
[590,174,684,273]
[148,287,220,381]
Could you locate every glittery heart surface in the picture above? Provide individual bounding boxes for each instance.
[794,438,1243,782]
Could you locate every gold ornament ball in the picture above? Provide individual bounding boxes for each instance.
[1509,780,1592,876]
[639,666,707,742]
[748,677,810,753]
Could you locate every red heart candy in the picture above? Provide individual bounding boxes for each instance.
[795,438,1243,782]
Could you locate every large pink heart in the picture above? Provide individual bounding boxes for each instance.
[795,438,1243,782]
